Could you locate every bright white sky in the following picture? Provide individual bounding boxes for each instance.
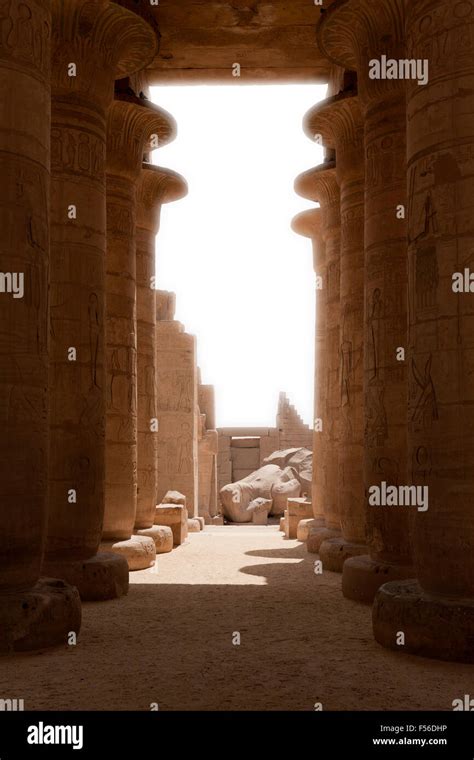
[150,84,326,427]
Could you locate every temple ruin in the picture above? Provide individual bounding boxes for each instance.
[1,0,473,713]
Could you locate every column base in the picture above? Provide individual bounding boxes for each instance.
[373,579,474,663]
[279,516,286,532]
[0,579,81,654]
[135,526,173,554]
[306,528,341,554]
[43,552,129,601]
[319,537,367,572]
[297,518,325,542]
[100,536,156,571]
[342,555,414,604]
[187,518,201,533]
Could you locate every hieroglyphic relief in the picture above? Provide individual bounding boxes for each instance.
[0,1,50,75]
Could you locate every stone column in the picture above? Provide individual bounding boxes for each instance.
[43,0,157,600]
[155,291,199,516]
[291,207,325,524]
[100,92,176,571]
[134,163,187,548]
[198,383,222,525]
[318,0,414,602]
[304,90,367,571]
[294,161,342,552]
[0,0,81,651]
[198,383,219,522]
[373,0,474,661]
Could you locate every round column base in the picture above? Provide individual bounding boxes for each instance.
[306,527,341,554]
[43,552,129,601]
[297,518,325,542]
[0,578,81,654]
[135,526,173,554]
[319,537,367,572]
[342,555,414,604]
[100,536,156,571]
[187,518,201,533]
[373,579,474,663]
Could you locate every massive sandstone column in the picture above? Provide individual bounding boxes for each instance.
[0,0,81,651]
[291,207,326,531]
[294,161,342,552]
[43,0,157,600]
[304,90,367,571]
[134,162,187,546]
[318,0,414,603]
[373,0,474,661]
[101,91,176,570]
[155,291,199,517]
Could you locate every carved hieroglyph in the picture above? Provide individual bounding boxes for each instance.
[103,93,176,541]
[135,163,187,529]
[46,0,157,570]
[304,91,366,548]
[294,162,341,531]
[0,0,83,649]
[156,307,199,517]
[318,0,412,598]
[0,0,51,588]
[405,0,474,598]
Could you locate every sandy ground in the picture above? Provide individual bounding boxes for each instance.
[0,525,472,711]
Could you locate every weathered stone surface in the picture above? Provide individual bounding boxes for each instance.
[135,525,173,553]
[46,0,158,601]
[135,164,187,532]
[220,464,301,523]
[319,537,368,573]
[0,579,82,654]
[103,91,176,543]
[304,89,367,567]
[187,518,201,533]
[156,315,199,516]
[154,505,188,546]
[294,162,341,530]
[148,1,330,83]
[296,518,322,543]
[318,0,413,603]
[44,553,129,601]
[101,536,156,571]
[285,498,313,538]
[0,0,82,647]
[163,490,187,506]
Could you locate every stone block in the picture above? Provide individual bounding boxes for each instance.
[188,518,201,532]
[231,447,260,470]
[101,536,156,571]
[135,525,173,554]
[163,490,186,507]
[231,437,260,448]
[154,504,188,546]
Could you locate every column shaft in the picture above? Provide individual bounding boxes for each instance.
[0,0,81,651]
[373,0,474,661]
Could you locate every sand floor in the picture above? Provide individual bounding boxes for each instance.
[1,525,472,711]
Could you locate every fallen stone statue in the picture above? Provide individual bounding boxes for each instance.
[219,447,312,523]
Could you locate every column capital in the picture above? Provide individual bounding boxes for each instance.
[304,90,362,151]
[52,0,158,99]
[137,163,188,230]
[291,208,322,241]
[107,93,176,178]
[317,0,405,103]
[294,161,339,210]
